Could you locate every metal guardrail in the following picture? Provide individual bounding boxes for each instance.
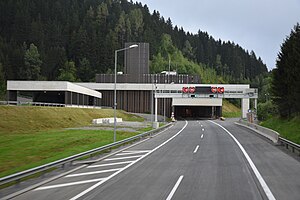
[236,120,300,156]
[0,123,172,187]
[278,137,300,156]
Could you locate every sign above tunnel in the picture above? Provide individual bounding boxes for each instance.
[182,86,225,94]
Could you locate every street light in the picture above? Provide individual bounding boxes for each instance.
[114,44,138,142]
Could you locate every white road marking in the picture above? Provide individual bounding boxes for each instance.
[65,168,123,178]
[209,120,276,200]
[166,175,184,200]
[34,178,106,191]
[116,151,147,156]
[200,124,203,127]
[121,150,150,153]
[87,161,133,169]
[201,134,204,139]
[193,145,199,153]
[104,155,142,161]
[70,121,188,200]
[202,128,205,131]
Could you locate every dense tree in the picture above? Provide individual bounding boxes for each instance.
[271,23,300,118]
[19,43,42,80]
[0,0,268,91]
[57,61,78,82]
[0,63,5,99]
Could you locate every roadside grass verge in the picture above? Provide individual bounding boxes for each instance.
[0,129,144,178]
[260,116,300,144]
[0,106,146,178]
[222,100,241,118]
[0,106,143,134]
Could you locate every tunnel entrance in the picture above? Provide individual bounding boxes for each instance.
[174,106,222,119]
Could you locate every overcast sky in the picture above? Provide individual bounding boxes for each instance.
[135,0,300,70]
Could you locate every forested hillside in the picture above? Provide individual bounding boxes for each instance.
[0,0,267,89]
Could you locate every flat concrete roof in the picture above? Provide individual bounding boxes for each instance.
[76,83,250,91]
[7,81,102,98]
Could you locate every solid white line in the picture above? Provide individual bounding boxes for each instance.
[104,155,142,161]
[116,152,147,156]
[34,178,106,190]
[201,134,204,139]
[87,161,133,168]
[65,168,123,177]
[209,120,276,200]
[166,175,184,200]
[193,145,199,153]
[69,121,188,200]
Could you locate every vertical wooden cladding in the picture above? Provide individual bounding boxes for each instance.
[98,90,172,117]
[95,74,201,84]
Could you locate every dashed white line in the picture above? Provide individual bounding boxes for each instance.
[209,120,276,200]
[69,121,188,200]
[87,161,133,169]
[201,134,204,139]
[166,175,184,200]
[104,155,142,161]
[65,168,123,177]
[202,128,205,131]
[193,145,199,153]
[34,178,107,191]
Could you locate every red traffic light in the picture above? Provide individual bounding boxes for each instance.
[217,87,224,93]
[182,87,189,93]
[211,86,225,94]
[189,87,195,93]
[211,87,217,93]
[182,86,196,93]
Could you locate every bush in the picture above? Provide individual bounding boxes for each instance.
[257,101,278,120]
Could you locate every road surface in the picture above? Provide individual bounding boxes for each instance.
[2,120,300,200]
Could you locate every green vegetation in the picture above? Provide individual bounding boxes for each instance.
[222,100,241,118]
[0,106,145,178]
[257,23,300,145]
[257,101,278,121]
[260,117,300,145]
[0,129,138,178]
[0,0,267,92]
[0,106,143,133]
[271,23,300,118]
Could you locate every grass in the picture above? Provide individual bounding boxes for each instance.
[0,106,145,178]
[0,129,140,178]
[260,116,300,145]
[0,106,143,134]
[222,100,241,118]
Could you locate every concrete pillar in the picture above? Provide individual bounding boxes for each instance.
[241,98,250,118]
[254,98,257,110]
[153,97,159,128]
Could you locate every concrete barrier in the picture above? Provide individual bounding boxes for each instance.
[235,120,279,144]
[92,118,122,124]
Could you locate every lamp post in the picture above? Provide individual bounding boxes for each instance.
[114,44,138,142]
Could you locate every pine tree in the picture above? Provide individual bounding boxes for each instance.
[57,61,78,82]
[0,62,5,99]
[272,23,300,117]
[20,43,43,80]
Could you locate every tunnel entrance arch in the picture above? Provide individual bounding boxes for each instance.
[172,98,222,119]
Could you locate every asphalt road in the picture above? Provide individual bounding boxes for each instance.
[3,120,300,200]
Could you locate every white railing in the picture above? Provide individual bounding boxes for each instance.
[0,101,103,109]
